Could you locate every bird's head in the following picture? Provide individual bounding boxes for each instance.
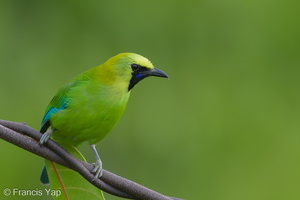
[103,53,169,91]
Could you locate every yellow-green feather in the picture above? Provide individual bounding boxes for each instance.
[50,76,130,146]
[41,53,156,146]
[40,53,168,185]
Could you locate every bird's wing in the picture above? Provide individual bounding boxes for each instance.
[40,82,76,133]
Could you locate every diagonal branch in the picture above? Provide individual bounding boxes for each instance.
[0,120,183,200]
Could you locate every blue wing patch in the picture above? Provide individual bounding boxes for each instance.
[40,80,80,132]
[40,96,69,132]
[41,103,67,129]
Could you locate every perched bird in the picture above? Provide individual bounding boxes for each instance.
[39,53,169,181]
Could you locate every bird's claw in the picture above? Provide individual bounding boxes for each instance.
[92,160,103,180]
[39,129,53,144]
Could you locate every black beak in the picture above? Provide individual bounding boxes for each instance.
[143,67,169,78]
[128,67,169,91]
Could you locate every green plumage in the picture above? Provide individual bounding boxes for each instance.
[40,52,169,181]
[47,69,130,146]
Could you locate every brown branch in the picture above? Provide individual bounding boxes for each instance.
[0,120,183,200]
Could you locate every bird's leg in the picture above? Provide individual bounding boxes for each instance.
[39,128,55,144]
[90,144,103,179]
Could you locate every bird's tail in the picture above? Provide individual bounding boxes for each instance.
[40,165,49,185]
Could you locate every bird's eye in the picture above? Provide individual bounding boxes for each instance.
[130,64,141,71]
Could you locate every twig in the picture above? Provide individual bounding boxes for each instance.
[0,120,183,200]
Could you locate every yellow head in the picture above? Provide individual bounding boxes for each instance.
[96,53,169,91]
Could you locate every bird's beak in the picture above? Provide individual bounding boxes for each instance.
[143,67,169,79]
[128,67,169,91]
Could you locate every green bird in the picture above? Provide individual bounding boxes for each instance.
[39,53,169,181]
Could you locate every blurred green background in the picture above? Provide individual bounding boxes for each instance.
[1,0,300,200]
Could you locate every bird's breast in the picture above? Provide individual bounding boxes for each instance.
[51,82,130,145]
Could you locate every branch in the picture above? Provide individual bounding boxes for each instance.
[0,120,183,200]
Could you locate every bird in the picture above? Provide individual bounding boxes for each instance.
[39,52,169,182]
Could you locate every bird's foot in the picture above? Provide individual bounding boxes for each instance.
[39,129,53,144]
[92,160,103,180]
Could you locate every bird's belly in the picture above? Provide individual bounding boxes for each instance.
[50,98,128,146]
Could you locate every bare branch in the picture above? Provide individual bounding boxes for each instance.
[0,120,183,200]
